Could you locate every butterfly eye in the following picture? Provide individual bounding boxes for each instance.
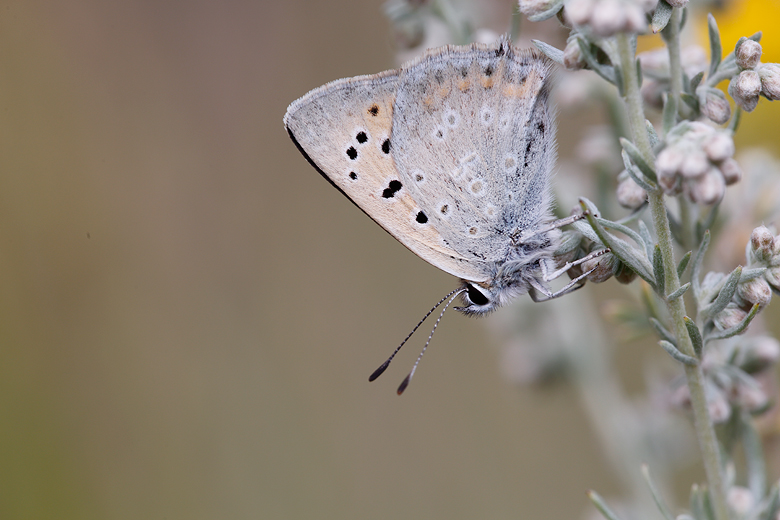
[466,284,490,306]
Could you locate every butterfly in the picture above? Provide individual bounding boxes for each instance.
[284,37,595,392]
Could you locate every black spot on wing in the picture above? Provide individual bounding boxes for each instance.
[382,180,402,198]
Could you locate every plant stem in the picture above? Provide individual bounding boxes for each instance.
[666,7,683,124]
[616,34,653,162]
[616,31,731,520]
[649,192,730,520]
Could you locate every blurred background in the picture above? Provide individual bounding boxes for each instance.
[1,1,778,519]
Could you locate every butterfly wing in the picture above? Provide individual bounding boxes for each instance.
[284,69,488,281]
[390,40,557,274]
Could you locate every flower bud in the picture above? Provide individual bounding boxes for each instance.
[563,38,586,71]
[582,252,614,283]
[719,158,742,185]
[735,382,768,411]
[564,0,594,25]
[735,39,762,70]
[589,0,625,37]
[757,62,780,101]
[713,303,747,331]
[749,226,775,263]
[738,336,780,373]
[680,149,710,178]
[736,277,772,307]
[728,70,762,112]
[616,175,647,208]
[613,261,637,284]
[656,146,685,177]
[701,271,726,294]
[688,168,725,205]
[702,132,735,163]
[764,265,780,290]
[728,486,755,517]
[519,0,564,19]
[708,393,731,423]
[700,88,732,125]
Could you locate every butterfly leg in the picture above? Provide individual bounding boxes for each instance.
[528,266,595,302]
[529,247,611,302]
[515,212,586,244]
[543,248,611,283]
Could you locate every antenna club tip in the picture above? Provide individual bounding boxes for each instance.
[397,375,411,395]
[368,360,390,382]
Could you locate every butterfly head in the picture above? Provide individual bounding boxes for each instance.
[457,279,535,316]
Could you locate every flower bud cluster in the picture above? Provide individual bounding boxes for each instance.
[655,122,741,204]
[565,0,657,37]
[702,226,780,336]
[728,39,780,112]
[638,46,707,110]
[745,225,780,294]
[671,333,779,422]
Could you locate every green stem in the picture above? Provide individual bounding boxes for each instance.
[616,34,653,162]
[617,32,731,520]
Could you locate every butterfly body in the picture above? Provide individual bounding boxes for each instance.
[284,37,559,315]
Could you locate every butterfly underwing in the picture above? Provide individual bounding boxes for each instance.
[284,37,564,315]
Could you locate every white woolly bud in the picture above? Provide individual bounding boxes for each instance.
[735,39,762,70]
[729,70,762,112]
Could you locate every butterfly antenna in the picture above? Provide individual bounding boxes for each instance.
[368,288,462,383]
[396,288,465,395]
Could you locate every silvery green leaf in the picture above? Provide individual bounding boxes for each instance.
[684,316,702,357]
[650,0,674,33]
[641,465,675,520]
[653,244,665,294]
[620,138,657,182]
[588,491,624,520]
[681,92,699,110]
[597,217,647,251]
[577,39,617,85]
[689,71,704,92]
[580,199,655,285]
[708,14,722,78]
[645,120,660,147]
[526,0,565,22]
[659,340,698,365]
[622,151,657,192]
[639,221,655,260]
[701,265,742,318]
[650,317,677,346]
[740,267,767,283]
[677,251,692,278]
[532,39,564,65]
[668,282,690,301]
